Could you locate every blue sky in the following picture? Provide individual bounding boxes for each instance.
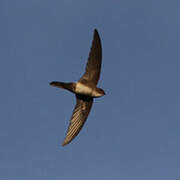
[1,0,180,179]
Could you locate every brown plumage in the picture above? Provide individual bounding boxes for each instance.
[50,29,105,146]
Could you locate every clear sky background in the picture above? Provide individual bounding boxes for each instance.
[1,0,180,179]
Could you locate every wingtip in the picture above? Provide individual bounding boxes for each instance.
[94,28,98,34]
[93,29,100,41]
[61,141,68,147]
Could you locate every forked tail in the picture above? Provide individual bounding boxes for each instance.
[50,81,74,92]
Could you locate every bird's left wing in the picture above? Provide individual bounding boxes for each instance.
[79,29,102,85]
[62,94,93,146]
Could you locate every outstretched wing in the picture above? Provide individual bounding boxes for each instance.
[62,95,93,146]
[79,29,102,85]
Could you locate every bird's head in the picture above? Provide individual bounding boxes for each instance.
[94,87,106,97]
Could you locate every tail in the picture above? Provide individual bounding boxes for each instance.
[50,81,75,92]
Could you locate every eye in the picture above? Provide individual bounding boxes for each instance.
[99,88,105,94]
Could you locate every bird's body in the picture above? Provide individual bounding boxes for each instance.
[50,81,104,98]
[75,82,93,96]
[50,29,105,146]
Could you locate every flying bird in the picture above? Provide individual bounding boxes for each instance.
[50,29,105,146]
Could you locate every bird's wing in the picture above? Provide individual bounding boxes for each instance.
[79,29,102,85]
[62,94,93,146]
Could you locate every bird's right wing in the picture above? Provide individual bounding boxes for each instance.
[62,94,93,146]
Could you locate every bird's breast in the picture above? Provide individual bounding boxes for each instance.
[75,82,93,96]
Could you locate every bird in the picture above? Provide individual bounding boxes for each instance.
[50,29,105,146]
